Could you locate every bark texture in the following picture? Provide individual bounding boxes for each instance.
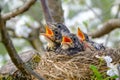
[48,0,64,23]
[89,19,120,38]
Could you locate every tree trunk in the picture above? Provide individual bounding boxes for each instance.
[47,0,64,23]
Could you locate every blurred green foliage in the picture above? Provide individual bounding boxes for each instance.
[25,1,43,22]
[91,0,114,21]
[0,43,7,55]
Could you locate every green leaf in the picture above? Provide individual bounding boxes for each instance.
[90,65,103,80]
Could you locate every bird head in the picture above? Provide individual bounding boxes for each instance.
[41,25,54,42]
[61,33,85,51]
[54,23,70,33]
[61,36,73,50]
[41,25,62,43]
[77,27,90,42]
[77,27,94,50]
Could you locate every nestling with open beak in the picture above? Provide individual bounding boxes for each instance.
[56,33,85,55]
[77,27,94,51]
[77,27,105,50]
[41,25,62,51]
[41,23,71,52]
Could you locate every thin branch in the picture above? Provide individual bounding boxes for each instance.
[104,4,120,46]
[0,19,44,80]
[2,0,36,21]
[0,15,30,78]
[7,22,45,52]
[89,19,120,38]
[40,0,54,24]
[0,10,44,80]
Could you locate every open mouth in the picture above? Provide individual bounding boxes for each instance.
[62,36,72,43]
[61,36,73,49]
[41,25,54,42]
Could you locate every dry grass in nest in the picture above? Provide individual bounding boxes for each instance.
[35,50,109,80]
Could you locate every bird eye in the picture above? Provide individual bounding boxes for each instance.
[57,25,61,28]
[73,37,76,42]
[55,31,58,34]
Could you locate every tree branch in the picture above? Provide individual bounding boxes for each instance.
[40,0,54,23]
[104,4,120,46]
[2,0,36,20]
[0,15,30,78]
[0,10,44,80]
[89,19,120,38]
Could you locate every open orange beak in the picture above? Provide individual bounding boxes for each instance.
[77,27,85,41]
[61,36,73,49]
[61,36,72,44]
[41,25,54,40]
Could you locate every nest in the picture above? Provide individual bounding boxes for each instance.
[34,49,113,80]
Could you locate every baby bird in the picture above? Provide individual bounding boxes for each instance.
[41,23,70,51]
[77,27,105,51]
[41,25,62,51]
[56,33,85,55]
